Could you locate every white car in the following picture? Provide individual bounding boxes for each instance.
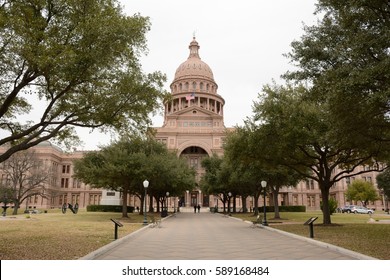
[351,206,374,214]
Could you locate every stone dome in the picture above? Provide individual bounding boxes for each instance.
[173,37,215,82]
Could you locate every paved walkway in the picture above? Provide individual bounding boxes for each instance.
[81,212,376,260]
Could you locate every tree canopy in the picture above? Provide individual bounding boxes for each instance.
[240,0,390,224]
[252,82,387,224]
[73,136,195,217]
[0,0,166,163]
[376,169,390,209]
[223,121,304,217]
[345,179,379,207]
[285,0,390,147]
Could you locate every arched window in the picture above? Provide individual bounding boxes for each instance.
[192,81,196,90]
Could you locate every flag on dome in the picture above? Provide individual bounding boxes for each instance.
[186,93,195,101]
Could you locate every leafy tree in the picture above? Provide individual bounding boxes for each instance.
[200,155,230,212]
[221,126,266,215]
[376,169,390,211]
[223,122,303,218]
[276,1,390,223]
[222,160,252,213]
[0,150,53,215]
[0,0,166,163]
[285,0,390,151]
[253,83,386,224]
[146,152,195,212]
[73,136,195,217]
[345,179,379,207]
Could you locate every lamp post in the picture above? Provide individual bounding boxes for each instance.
[261,181,268,226]
[143,180,149,225]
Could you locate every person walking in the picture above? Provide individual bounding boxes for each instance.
[194,205,197,213]
[197,204,201,213]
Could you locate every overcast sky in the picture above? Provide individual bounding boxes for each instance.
[78,0,320,150]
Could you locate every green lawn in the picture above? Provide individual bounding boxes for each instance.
[0,209,153,260]
[234,211,390,260]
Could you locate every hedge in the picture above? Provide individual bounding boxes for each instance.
[210,205,306,213]
[86,205,134,213]
[258,205,306,212]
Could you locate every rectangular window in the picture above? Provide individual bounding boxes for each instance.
[307,195,315,207]
[62,165,70,173]
[190,158,198,168]
[61,178,69,188]
[293,195,298,205]
[73,179,81,189]
[72,194,79,204]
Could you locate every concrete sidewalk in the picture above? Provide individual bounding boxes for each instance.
[81,212,376,260]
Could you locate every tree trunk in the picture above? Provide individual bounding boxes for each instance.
[121,187,129,218]
[222,198,226,213]
[253,191,261,216]
[241,195,247,213]
[12,201,19,215]
[148,195,153,212]
[272,186,281,219]
[320,187,332,224]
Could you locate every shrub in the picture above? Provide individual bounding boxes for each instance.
[320,198,338,215]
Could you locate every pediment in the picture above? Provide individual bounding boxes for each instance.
[168,106,222,120]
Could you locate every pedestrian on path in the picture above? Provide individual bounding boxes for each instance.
[194,205,197,213]
[197,204,201,213]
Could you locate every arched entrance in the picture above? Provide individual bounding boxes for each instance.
[180,146,210,207]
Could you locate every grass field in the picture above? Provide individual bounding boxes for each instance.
[0,209,153,260]
[0,209,389,260]
[236,211,390,260]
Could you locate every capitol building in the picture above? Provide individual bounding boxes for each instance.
[0,38,386,212]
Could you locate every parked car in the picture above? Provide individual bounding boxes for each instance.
[351,205,374,214]
[341,205,356,213]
